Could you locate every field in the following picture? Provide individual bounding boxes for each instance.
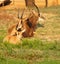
[0,5,60,64]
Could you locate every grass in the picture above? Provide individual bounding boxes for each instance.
[0,5,60,64]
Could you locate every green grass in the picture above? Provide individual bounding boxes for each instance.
[0,6,60,64]
[34,60,60,64]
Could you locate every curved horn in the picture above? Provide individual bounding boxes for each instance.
[32,2,40,16]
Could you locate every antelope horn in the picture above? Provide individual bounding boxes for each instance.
[32,2,40,16]
[18,8,20,19]
[18,8,25,19]
[20,9,25,19]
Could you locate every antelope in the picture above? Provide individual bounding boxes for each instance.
[3,9,26,44]
[21,2,45,37]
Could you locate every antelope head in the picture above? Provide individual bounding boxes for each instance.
[7,8,26,37]
[16,8,25,32]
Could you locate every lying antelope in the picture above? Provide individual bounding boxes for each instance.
[3,9,26,44]
[21,2,45,37]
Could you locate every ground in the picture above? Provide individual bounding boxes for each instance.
[0,5,60,64]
